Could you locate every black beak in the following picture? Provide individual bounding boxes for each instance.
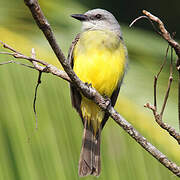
[71,14,88,21]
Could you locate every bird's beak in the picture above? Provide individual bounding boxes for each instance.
[71,14,88,21]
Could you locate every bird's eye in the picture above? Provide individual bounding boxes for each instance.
[95,14,102,19]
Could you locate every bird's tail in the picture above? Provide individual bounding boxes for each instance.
[78,119,101,177]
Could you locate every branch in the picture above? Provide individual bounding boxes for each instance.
[32,48,41,130]
[0,60,34,69]
[142,10,180,131]
[154,45,169,111]
[144,103,180,145]
[0,42,70,82]
[24,0,97,101]
[22,0,180,177]
[142,10,180,57]
[130,11,180,144]
[129,11,180,58]
[160,47,173,117]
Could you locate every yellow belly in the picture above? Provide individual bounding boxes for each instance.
[73,30,127,133]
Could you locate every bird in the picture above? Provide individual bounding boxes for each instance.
[68,8,127,177]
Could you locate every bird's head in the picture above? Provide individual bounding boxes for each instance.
[71,9,122,37]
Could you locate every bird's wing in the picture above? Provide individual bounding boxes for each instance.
[68,34,84,122]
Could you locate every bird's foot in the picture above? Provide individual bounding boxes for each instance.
[103,95,111,108]
[85,82,92,88]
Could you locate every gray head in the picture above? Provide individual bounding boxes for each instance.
[71,8,122,37]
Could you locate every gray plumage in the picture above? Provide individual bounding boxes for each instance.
[82,9,122,37]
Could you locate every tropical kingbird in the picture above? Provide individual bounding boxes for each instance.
[68,8,127,177]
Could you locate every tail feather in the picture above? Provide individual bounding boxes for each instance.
[92,130,101,176]
[78,120,101,177]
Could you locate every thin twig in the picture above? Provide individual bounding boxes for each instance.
[33,71,42,130]
[144,102,156,112]
[31,48,39,68]
[129,15,161,35]
[142,10,180,57]
[131,10,180,143]
[0,42,71,82]
[0,50,48,66]
[0,60,35,69]
[24,0,180,177]
[144,103,180,144]
[0,40,22,54]
[142,12,180,130]
[157,45,169,78]
[160,47,173,117]
[153,45,169,110]
[154,75,158,111]
[159,73,173,117]
[0,52,16,56]
[31,48,41,130]
[129,16,148,27]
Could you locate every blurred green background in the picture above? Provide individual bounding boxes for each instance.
[0,0,180,180]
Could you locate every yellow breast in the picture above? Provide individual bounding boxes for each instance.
[73,30,127,132]
[73,30,126,97]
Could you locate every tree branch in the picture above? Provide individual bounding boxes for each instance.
[24,0,99,101]
[142,10,180,57]
[154,45,169,111]
[130,10,180,144]
[32,48,41,130]
[0,60,35,69]
[160,47,173,117]
[142,10,180,131]
[0,42,70,82]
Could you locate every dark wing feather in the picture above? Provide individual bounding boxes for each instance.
[68,34,84,122]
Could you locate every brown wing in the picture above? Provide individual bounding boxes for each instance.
[68,34,84,123]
